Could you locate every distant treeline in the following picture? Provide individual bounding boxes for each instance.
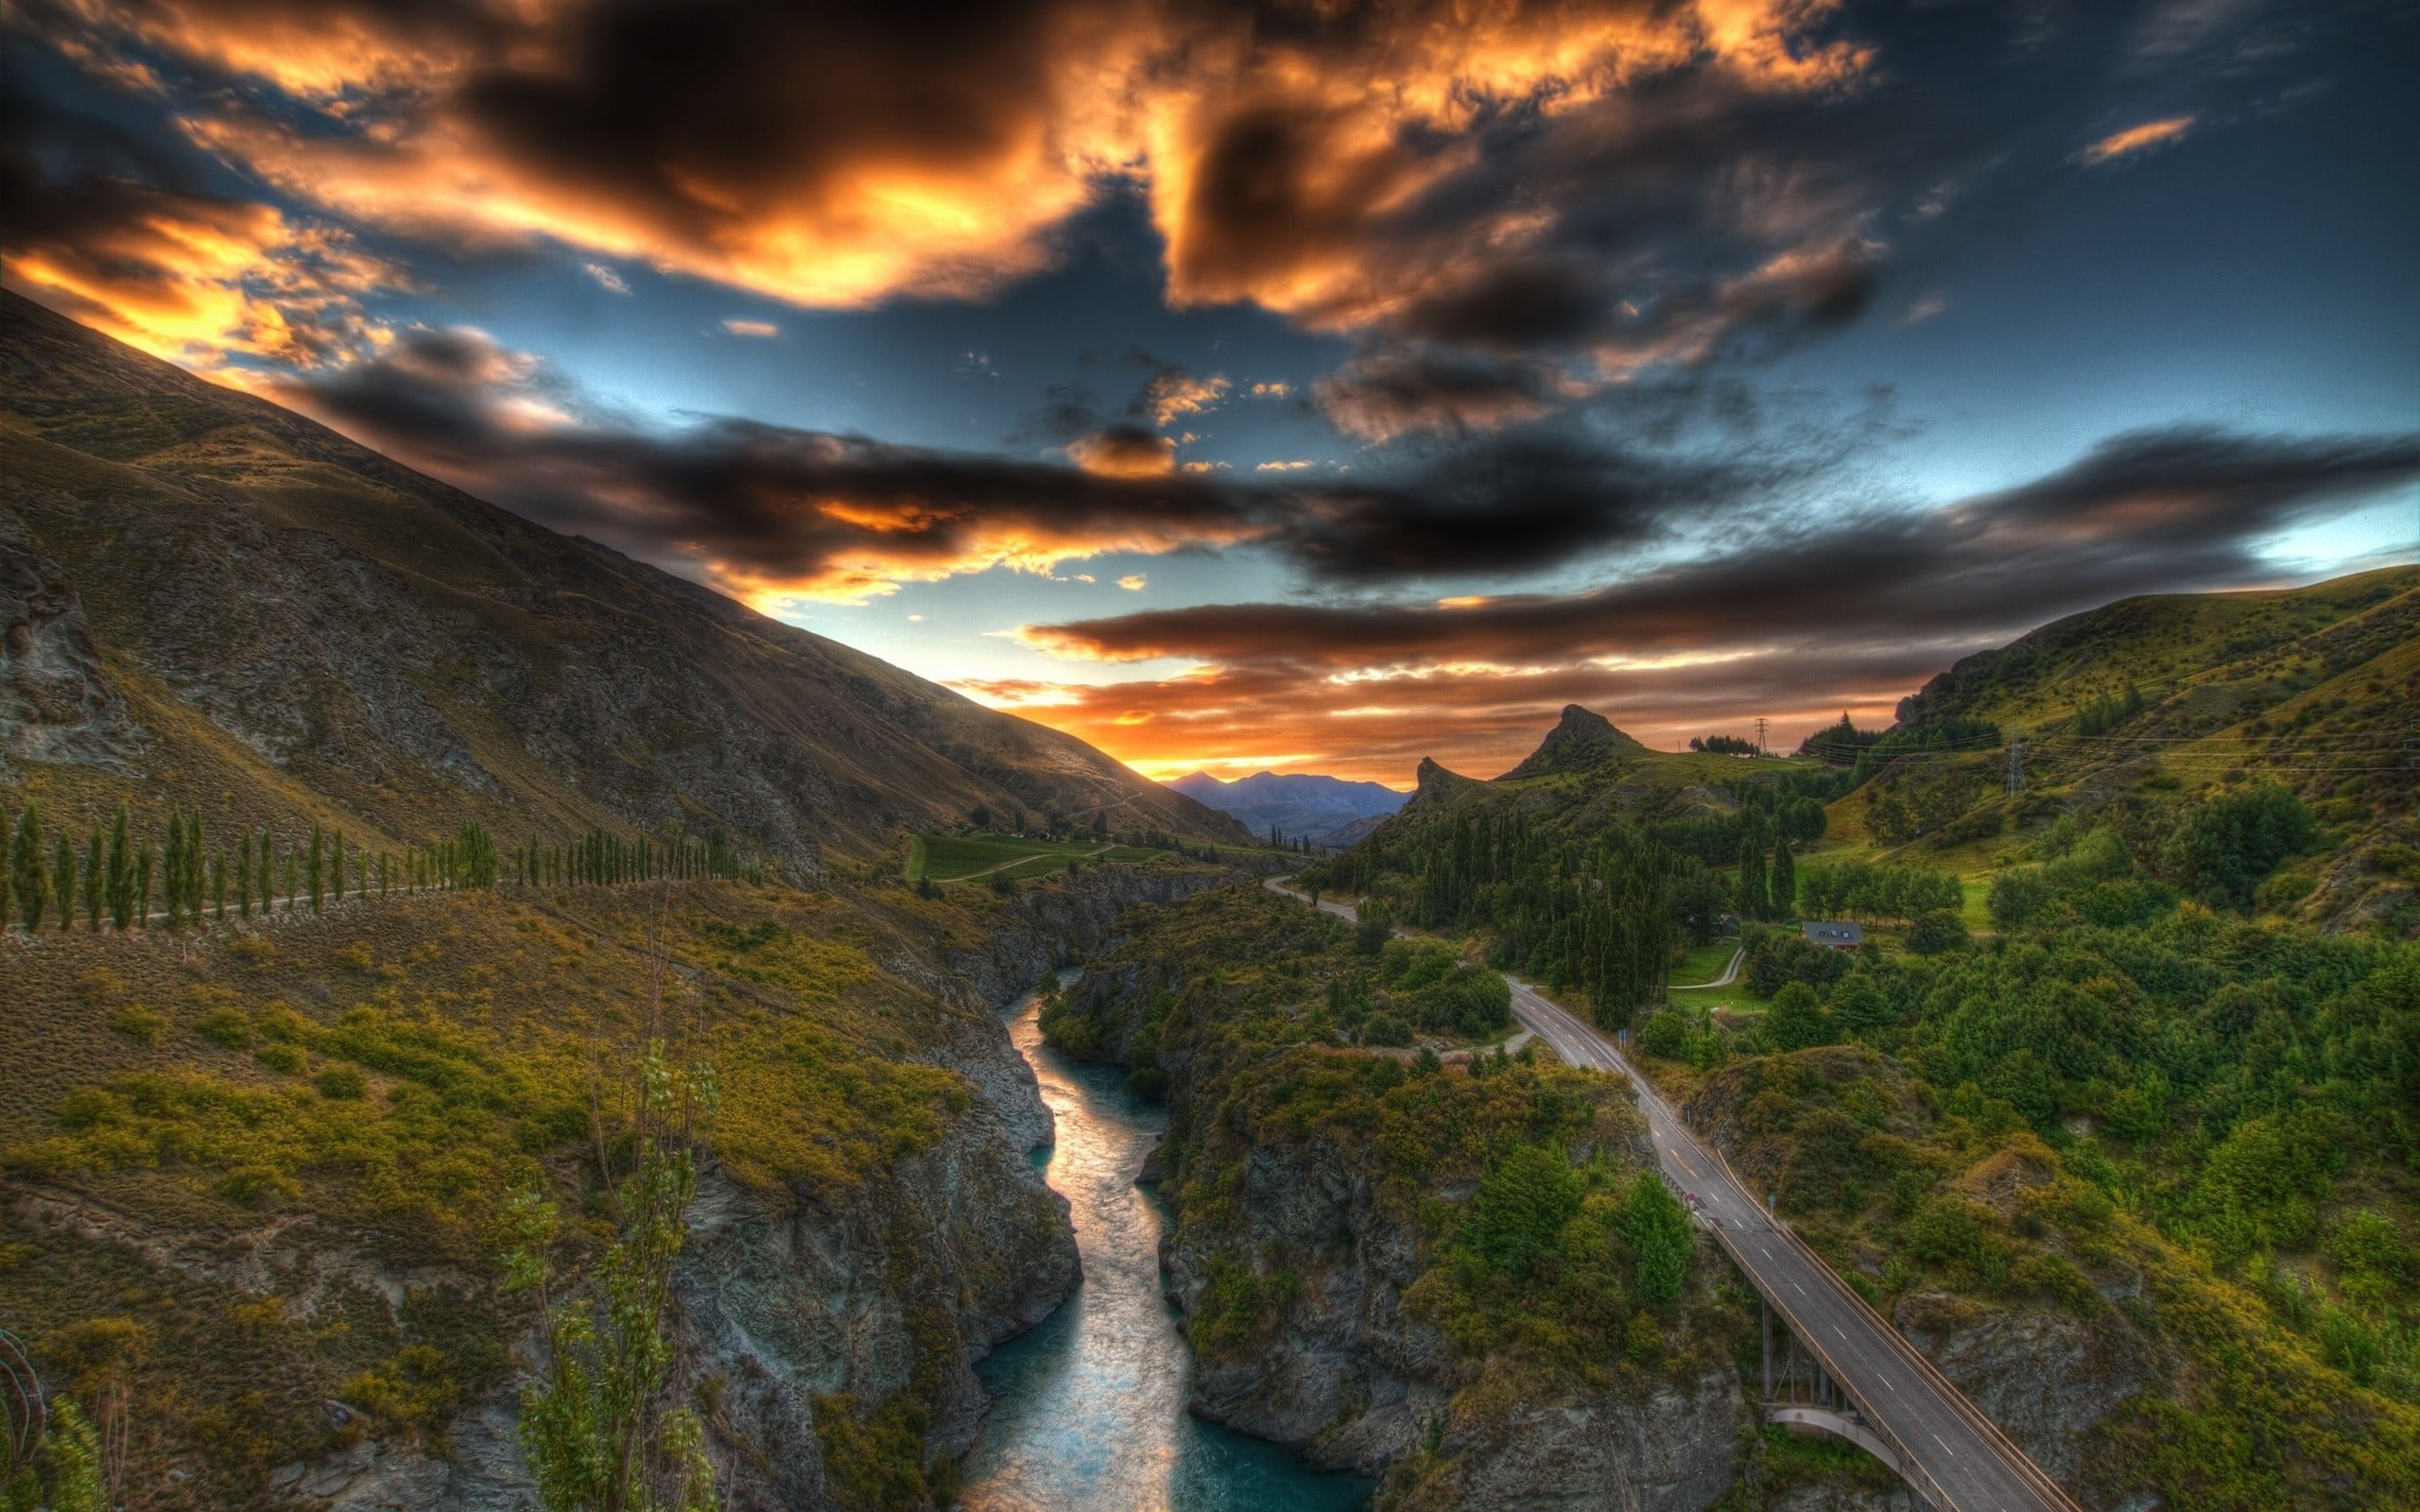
[1798,713,2002,780]
[1793,861,1965,923]
[3,800,760,934]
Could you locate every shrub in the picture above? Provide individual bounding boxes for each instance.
[254,1044,307,1075]
[315,1065,368,1100]
[1639,1009,1689,1059]
[106,1005,167,1045]
[193,1008,253,1050]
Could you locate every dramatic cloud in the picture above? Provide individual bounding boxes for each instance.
[0,91,397,368]
[29,0,1908,371]
[1010,427,2420,778]
[268,324,1797,603]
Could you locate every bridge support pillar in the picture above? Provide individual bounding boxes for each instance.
[1760,1299,1772,1402]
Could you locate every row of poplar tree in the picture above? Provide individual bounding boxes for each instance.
[2,801,758,934]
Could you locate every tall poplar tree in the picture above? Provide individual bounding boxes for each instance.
[51,831,75,932]
[1770,840,1797,923]
[236,835,253,919]
[11,803,45,933]
[164,807,186,927]
[82,825,104,930]
[106,804,133,929]
[1736,832,1768,922]
[133,843,154,928]
[308,823,325,913]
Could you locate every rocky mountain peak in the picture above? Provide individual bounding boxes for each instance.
[1499,703,1642,780]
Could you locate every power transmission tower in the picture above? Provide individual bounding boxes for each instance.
[2007,730,2025,794]
[1754,716,1769,754]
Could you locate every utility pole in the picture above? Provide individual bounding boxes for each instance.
[1754,716,1769,754]
[2007,730,2025,795]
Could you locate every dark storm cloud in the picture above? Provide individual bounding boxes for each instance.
[1020,426,2420,666]
[278,325,1788,598]
[1313,350,1571,442]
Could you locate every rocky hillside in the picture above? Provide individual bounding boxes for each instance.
[0,290,1244,875]
[1039,885,1755,1512]
[0,856,1253,1511]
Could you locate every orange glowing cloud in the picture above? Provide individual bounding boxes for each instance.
[3,182,397,370]
[948,660,1912,786]
[2076,116,2196,166]
[1066,428,1177,478]
[75,0,1876,338]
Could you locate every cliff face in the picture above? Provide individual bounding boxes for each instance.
[1043,885,1757,1512]
[0,869,1181,1512]
[673,1003,1082,1512]
[1157,1124,1743,1512]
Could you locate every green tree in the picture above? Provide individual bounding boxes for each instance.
[163,806,184,926]
[1770,841,1796,921]
[1464,1143,1583,1278]
[1765,981,1832,1051]
[81,825,103,930]
[1904,910,1969,954]
[106,805,132,929]
[308,823,325,912]
[11,802,46,932]
[2161,785,2320,909]
[1614,1171,1694,1303]
[104,808,132,923]
[1737,833,1768,920]
[53,832,77,932]
[507,1044,720,1512]
[1826,971,1893,1037]
[132,842,154,928]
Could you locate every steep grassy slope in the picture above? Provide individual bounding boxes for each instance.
[0,290,1244,871]
[1832,567,2418,929]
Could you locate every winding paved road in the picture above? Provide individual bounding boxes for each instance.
[1269,880,2081,1512]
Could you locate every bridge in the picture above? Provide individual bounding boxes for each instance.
[1273,882,2083,1512]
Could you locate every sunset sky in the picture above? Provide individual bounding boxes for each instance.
[7,0,2415,784]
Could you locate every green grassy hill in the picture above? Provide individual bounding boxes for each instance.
[1824,567,2417,930]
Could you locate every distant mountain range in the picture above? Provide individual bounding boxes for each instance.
[1166,769,1408,848]
[0,291,1247,869]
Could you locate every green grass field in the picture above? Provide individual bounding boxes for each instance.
[914,833,1106,880]
[1671,940,1738,986]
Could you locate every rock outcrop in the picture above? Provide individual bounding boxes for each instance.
[1498,704,1643,782]
[1158,1128,1743,1512]
[0,510,146,774]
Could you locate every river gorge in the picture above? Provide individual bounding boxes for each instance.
[958,979,1373,1512]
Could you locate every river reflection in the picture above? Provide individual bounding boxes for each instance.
[959,981,1371,1512]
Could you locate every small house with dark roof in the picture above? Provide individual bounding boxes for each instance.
[1802,920,1864,950]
